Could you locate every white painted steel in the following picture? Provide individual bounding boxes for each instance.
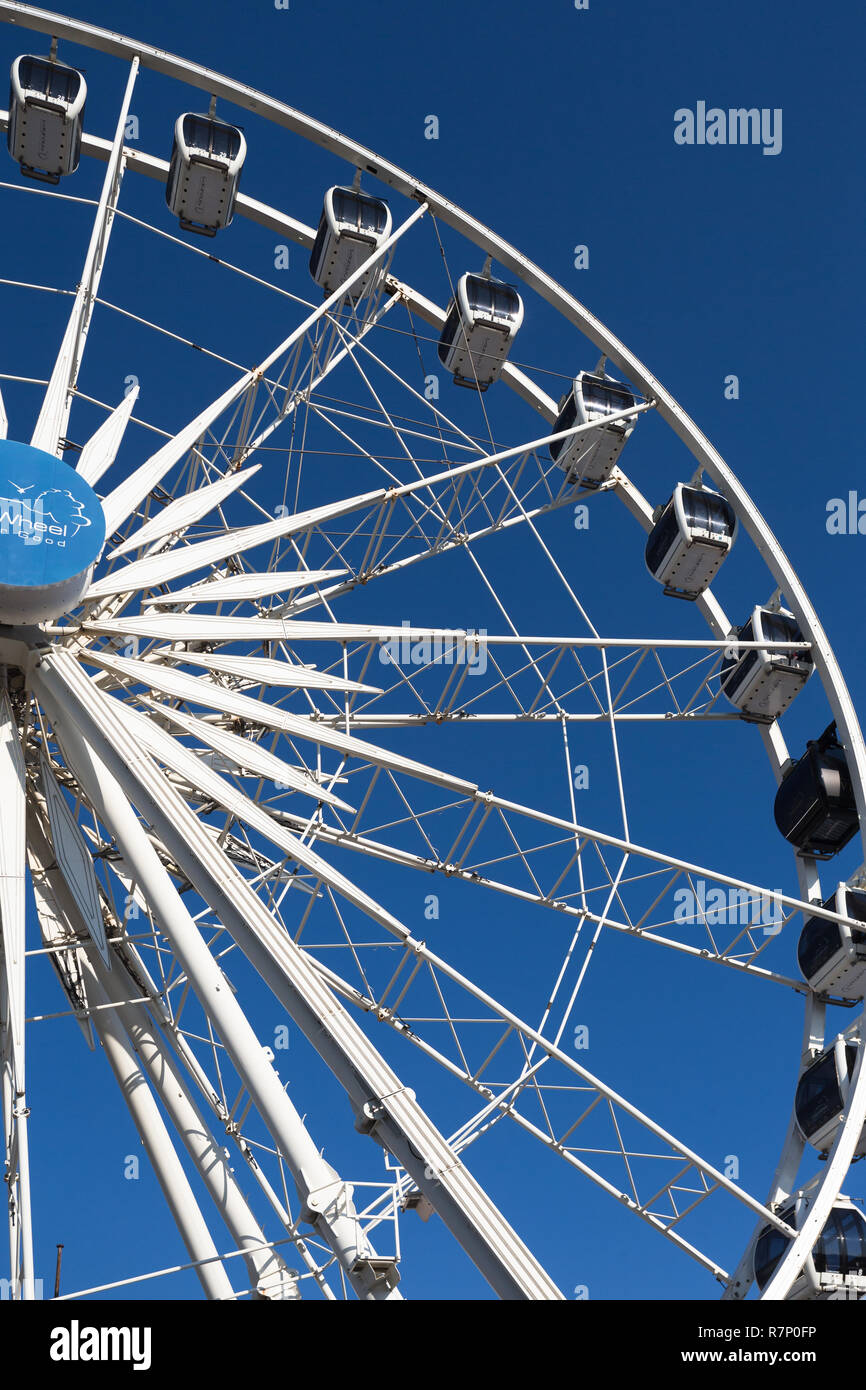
[1,0,863,1300]
[0,692,34,1298]
[32,648,563,1300]
[108,463,260,557]
[98,201,427,537]
[75,384,139,485]
[29,59,138,456]
[82,960,238,1300]
[33,669,404,1301]
[152,648,377,693]
[140,569,345,606]
[40,754,110,968]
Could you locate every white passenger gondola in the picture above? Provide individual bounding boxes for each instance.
[437,272,523,390]
[773,723,859,858]
[309,185,392,300]
[798,887,866,996]
[644,483,738,599]
[754,1185,866,1299]
[795,1036,865,1156]
[720,606,813,719]
[166,113,246,236]
[549,370,638,487]
[7,54,86,184]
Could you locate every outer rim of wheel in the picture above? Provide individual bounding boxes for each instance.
[2,0,864,1300]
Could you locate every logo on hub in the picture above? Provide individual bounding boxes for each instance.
[0,485,94,546]
[0,439,106,625]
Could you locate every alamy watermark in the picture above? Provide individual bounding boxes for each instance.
[826,492,866,535]
[674,879,784,935]
[49,1321,151,1371]
[1,1276,44,1298]
[379,621,488,676]
[674,103,782,157]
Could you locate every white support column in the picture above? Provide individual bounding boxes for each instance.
[32,650,562,1300]
[30,58,140,456]
[83,949,299,1300]
[0,690,34,1300]
[25,802,299,1298]
[34,675,399,1301]
[84,967,237,1301]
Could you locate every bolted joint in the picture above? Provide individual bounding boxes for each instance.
[300,1175,351,1226]
[354,1086,416,1136]
[350,1254,400,1295]
[354,1096,385,1136]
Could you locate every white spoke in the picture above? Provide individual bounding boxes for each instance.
[0,692,33,1299]
[30,60,139,456]
[99,202,428,537]
[0,3,862,1306]
[75,384,139,485]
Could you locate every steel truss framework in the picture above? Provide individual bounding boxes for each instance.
[0,0,862,1302]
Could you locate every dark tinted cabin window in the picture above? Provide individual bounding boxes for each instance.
[464,277,519,320]
[20,58,79,102]
[309,214,328,275]
[762,612,808,670]
[182,116,213,151]
[332,189,389,235]
[182,117,241,160]
[680,487,736,539]
[720,619,756,692]
[645,503,679,574]
[774,758,816,840]
[754,1207,795,1289]
[466,277,493,315]
[817,1208,846,1272]
[774,745,857,852]
[795,1050,843,1138]
[833,1208,866,1274]
[581,378,635,419]
[797,913,844,980]
[490,283,520,317]
[550,391,577,462]
[209,123,241,160]
[438,302,461,362]
[817,747,853,809]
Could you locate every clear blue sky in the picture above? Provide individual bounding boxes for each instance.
[2,0,864,1301]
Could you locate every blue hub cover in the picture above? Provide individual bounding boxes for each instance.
[0,439,106,625]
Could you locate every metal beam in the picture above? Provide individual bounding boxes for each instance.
[32,647,563,1300]
[0,691,34,1299]
[32,661,402,1301]
[25,805,299,1299]
[83,964,237,1300]
[30,59,139,455]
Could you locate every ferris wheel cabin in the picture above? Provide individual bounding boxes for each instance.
[309,186,392,300]
[549,371,638,487]
[754,1189,866,1299]
[437,273,524,391]
[773,724,859,858]
[794,1036,865,1157]
[644,483,738,599]
[798,887,866,997]
[7,54,86,183]
[720,606,813,720]
[166,113,246,236]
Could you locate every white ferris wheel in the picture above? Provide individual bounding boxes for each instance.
[0,1,865,1304]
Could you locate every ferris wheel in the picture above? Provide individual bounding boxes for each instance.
[1,1,865,1304]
